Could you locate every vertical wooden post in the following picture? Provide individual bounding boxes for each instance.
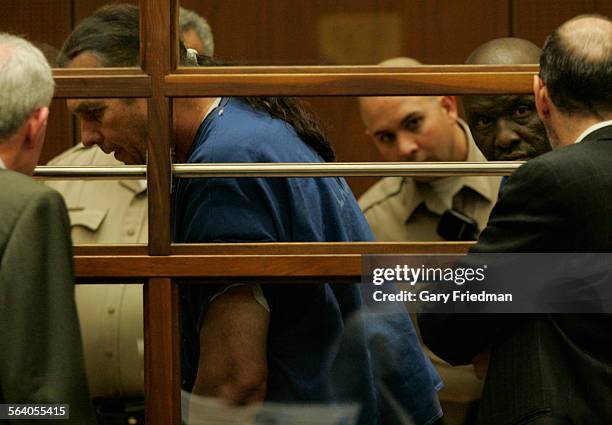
[141,0,175,256]
[140,0,180,424]
[144,278,181,425]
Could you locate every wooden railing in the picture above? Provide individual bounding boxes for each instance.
[50,1,538,423]
[72,242,473,424]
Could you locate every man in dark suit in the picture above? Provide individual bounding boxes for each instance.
[0,33,94,423]
[419,14,612,425]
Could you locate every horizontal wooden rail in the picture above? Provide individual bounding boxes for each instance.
[53,68,151,98]
[53,68,146,75]
[172,64,539,74]
[73,242,472,280]
[50,66,538,98]
[74,242,473,256]
[164,68,537,97]
[75,254,367,280]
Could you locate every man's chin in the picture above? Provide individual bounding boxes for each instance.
[498,153,530,161]
[113,149,130,165]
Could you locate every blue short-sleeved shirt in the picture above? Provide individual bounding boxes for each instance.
[173,98,441,425]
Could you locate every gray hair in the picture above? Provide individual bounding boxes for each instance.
[179,7,214,57]
[0,33,54,140]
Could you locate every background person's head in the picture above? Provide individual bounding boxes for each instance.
[534,14,612,148]
[464,38,550,161]
[180,7,214,57]
[359,57,465,168]
[0,33,54,175]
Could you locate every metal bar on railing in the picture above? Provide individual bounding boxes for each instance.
[172,162,523,177]
[34,165,147,179]
[34,161,524,180]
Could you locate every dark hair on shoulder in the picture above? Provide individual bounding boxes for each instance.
[59,2,335,161]
[244,97,335,162]
[539,14,612,116]
[194,54,335,162]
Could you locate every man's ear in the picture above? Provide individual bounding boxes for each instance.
[533,75,550,120]
[438,96,458,122]
[24,107,49,150]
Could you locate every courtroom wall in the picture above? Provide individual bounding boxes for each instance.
[2,0,610,195]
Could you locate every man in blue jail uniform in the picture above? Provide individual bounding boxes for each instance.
[58,4,442,424]
[45,10,215,422]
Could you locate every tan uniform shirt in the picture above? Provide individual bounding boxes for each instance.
[47,144,148,244]
[358,121,498,424]
[359,120,500,241]
[47,144,146,398]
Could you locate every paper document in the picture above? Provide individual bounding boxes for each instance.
[182,390,360,425]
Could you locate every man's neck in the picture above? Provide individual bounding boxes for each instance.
[557,113,612,146]
[414,123,467,185]
[452,120,469,161]
[173,97,219,162]
[0,132,21,171]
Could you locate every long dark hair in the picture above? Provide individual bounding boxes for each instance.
[194,54,335,162]
[59,3,335,162]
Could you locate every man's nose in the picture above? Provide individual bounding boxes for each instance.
[495,120,521,149]
[396,133,418,161]
[80,121,103,147]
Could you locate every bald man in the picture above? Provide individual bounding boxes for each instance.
[359,57,500,243]
[358,58,502,425]
[420,15,612,424]
[463,38,551,161]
